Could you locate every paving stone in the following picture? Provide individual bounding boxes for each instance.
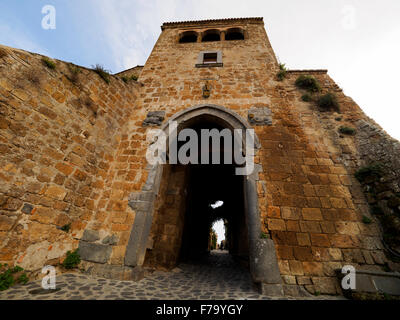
[0,251,343,300]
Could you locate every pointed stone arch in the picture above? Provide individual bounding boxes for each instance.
[124,104,282,294]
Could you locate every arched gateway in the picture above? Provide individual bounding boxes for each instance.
[124,105,283,295]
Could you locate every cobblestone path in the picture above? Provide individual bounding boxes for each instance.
[0,251,343,300]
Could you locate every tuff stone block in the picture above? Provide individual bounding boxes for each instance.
[248,106,272,126]
[142,111,165,127]
[81,229,100,242]
[78,242,112,264]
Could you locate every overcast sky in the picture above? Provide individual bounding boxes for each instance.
[1,0,399,142]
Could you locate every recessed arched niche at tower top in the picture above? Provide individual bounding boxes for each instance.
[201,29,221,42]
[179,31,198,43]
[225,27,245,40]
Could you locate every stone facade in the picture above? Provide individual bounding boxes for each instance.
[0,17,399,296]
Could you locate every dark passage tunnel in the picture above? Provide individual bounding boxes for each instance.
[179,166,249,266]
[178,120,250,267]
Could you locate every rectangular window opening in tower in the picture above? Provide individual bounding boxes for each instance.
[203,53,217,64]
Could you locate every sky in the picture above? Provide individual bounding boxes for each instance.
[210,201,225,244]
[1,1,399,139]
[212,220,225,244]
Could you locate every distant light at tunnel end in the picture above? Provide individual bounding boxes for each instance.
[210,200,224,209]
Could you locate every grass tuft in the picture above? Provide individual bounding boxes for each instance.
[62,249,81,269]
[42,57,56,70]
[362,215,372,224]
[67,64,81,84]
[260,232,269,239]
[339,126,356,135]
[295,75,320,92]
[317,92,340,112]
[277,63,287,81]
[0,264,29,291]
[92,64,111,84]
[301,93,312,102]
[122,75,139,83]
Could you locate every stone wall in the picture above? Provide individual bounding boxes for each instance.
[143,165,187,269]
[0,45,140,271]
[115,66,143,80]
[259,70,391,295]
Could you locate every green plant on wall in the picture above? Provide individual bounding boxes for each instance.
[339,126,356,135]
[354,163,384,183]
[121,75,138,83]
[67,64,81,84]
[42,57,56,70]
[295,75,320,92]
[317,92,340,112]
[362,215,372,224]
[260,232,269,239]
[301,93,312,102]
[277,63,287,81]
[60,223,71,233]
[92,64,111,84]
[62,249,81,269]
[0,264,29,291]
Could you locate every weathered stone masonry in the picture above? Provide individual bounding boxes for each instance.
[0,45,141,272]
[1,17,400,295]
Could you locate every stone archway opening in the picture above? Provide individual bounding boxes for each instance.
[143,116,249,270]
[126,105,282,295]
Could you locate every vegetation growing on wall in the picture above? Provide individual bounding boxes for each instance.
[317,92,340,112]
[0,264,29,291]
[339,126,356,135]
[355,163,383,183]
[60,223,71,233]
[93,64,111,84]
[67,64,81,84]
[295,75,320,92]
[41,57,56,70]
[277,63,287,81]
[121,75,138,83]
[295,75,340,112]
[62,250,81,269]
[301,93,312,102]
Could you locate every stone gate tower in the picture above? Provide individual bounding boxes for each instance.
[1,18,399,296]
